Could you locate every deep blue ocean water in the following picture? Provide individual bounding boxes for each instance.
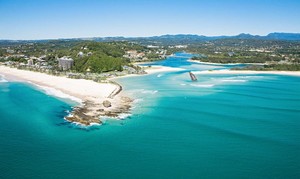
[1,52,299,178]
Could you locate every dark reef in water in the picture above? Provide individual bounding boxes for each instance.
[65,96,133,126]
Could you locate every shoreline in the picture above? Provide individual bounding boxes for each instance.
[143,65,185,74]
[110,65,185,80]
[0,66,133,126]
[192,69,300,76]
[187,59,265,66]
[2,63,299,124]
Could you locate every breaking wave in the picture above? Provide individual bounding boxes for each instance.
[190,84,215,88]
[141,89,158,94]
[0,79,8,83]
[0,75,8,83]
[33,83,82,103]
[221,79,247,82]
[157,74,164,78]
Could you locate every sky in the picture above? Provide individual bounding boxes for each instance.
[0,0,300,40]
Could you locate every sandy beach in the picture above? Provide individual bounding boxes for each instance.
[0,66,132,125]
[2,65,299,125]
[0,66,117,102]
[143,65,185,74]
[192,69,300,76]
[188,59,265,66]
[110,65,185,80]
[140,64,300,77]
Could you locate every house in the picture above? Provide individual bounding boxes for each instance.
[78,51,84,57]
[228,52,235,57]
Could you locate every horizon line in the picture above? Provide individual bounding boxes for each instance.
[1,32,300,41]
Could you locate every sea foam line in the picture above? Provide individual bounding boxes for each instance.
[0,74,8,83]
[0,78,8,83]
[221,79,247,82]
[157,74,163,77]
[64,115,102,127]
[26,81,82,104]
[141,89,158,94]
[190,84,215,88]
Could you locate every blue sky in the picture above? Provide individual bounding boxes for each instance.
[0,0,299,40]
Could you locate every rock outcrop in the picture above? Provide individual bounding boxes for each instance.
[64,96,133,126]
[65,102,102,126]
[103,100,112,108]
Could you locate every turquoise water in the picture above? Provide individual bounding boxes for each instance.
[1,52,300,178]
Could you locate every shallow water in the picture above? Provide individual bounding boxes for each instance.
[1,53,299,178]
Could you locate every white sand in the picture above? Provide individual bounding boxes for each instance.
[192,69,300,76]
[2,65,298,108]
[0,66,118,104]
[110,65,185,80]
[144,65,184,74]
[188,59,264,65]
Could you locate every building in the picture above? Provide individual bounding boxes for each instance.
[27,59,34,66]
[58,57,74,71]
[228,52,235,57]
[77,51,84,57]
[6,49,15,54]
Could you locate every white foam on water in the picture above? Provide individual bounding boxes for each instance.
[134,98,144,103]
[133,98,144,105]
[190,84,215,88]
[141,89,158,94]
[72,122,84,126]
[219,75,267,83]
[157,74,164,78]
[221,79,247,82]
[191,70,209,74]
[118,113,132,119]
[32,83,82,104]
[89,122,102,126]
[130,98,144,110]
[0,79,8,83]
[0,74,8,83]
[180,83,186,86]
[102,113,132,120]
[68,120,102,127]
[235,75,266,80]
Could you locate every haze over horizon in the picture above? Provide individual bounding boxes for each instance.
[1,0,300,40]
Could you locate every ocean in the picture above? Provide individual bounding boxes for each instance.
[0,52,299,178]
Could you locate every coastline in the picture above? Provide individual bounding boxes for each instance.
[110,65,185,80]
[0,64,184,125]
[3,63,299,125]
[192,69,300,76]
[0,66,133,126]
[143,65,185,74]
[187,59,265,66]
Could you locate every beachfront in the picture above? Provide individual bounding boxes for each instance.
[191,69,300,76]
[1,63,300,125]
[0,66,132,125]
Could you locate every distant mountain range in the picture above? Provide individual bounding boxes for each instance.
[1,33,300,44]
[153,33,300,40]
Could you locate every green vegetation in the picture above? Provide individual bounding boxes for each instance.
[0,40,165,73]
[1,37,300,72]
[73,53,126,73]
[183,39,300,70]
[191,54,284,64]
[232,64,300,71]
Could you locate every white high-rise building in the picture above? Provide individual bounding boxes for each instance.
[58,57,74,70]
